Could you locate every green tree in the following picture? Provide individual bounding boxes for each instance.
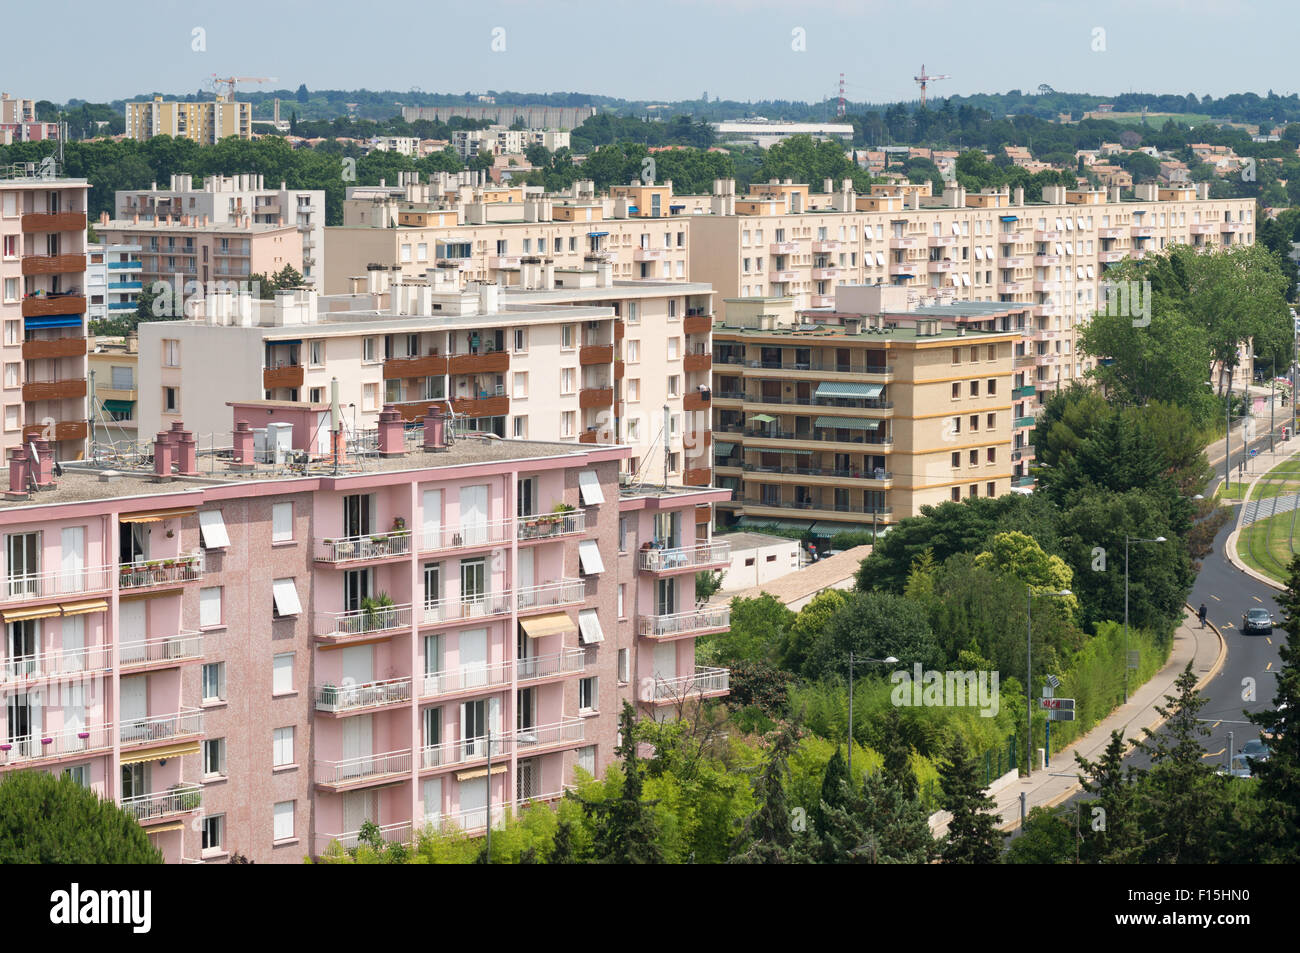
[938,735,1005,864]
[700,593,795,667]
[574,702,662,864]
[730,721,817,863]
[1005,806,1075,863]
[802,590,940,680]
[1074,730,1145,863]
[812,746,850,837]
[0,771,162,863]
[879,705,919,800]
[779,587,846,673]
[817,769,935,863]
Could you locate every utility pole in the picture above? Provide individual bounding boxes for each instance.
[1225,379,1232,490]
[1271,359,1276,453]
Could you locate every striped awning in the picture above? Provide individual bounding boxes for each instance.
[714,441,736,455]
[456,764,508,782]
[2,605,61,623]
[736,516,812,532]
[145,822,185,834]
[780,448,812,456]
[103,399,134,414]
[120,507,197,524]
[520,612,575,639]
[120,741,200,766]
[62,600,109,616]
[814,416,880,431]
[815,382,882,399]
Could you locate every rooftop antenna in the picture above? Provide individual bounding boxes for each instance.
[330,377,342,474]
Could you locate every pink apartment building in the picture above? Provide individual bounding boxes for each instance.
[0,402,729,863]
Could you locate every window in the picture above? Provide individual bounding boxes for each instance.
[63,764,90,788]
[617,584,626,618]
[667,338,679,360]
[162,339,180,367]
[987,344,996,361]
[200,587,222,627]
[272,652,295,695]
[561,411,576,437]
[668,299,677,319]
[272,579,302,618]
[163,387,179,414]
[4,406,18,432]
[199,510,230,549]
[562,325,575,349]
[579,676,598,711]
[667,376,680,397]
[578,540,605,575]
[362,382,378,412]
[577,745,596,776]
[986,379,996,395]
[627,302,639,324]
[272,502,293,542]
[986,447,996,464]
[513,372,528,398]
[202,814,224,853]
[309,341,324,365]
[273,726,294,767]
[618,647,630,683]
[969,380,979,397]
[628,379,640,401]
[110,365,133,390]
[987,481,996,498]
[3,364,17,389]
[951,451,960,468]
[986,413,996,429]
[203,738,226,777]
[274,801,295,841]
[969,449,978,466]
[561,368,576,394]
[363,338,377,362]
[202,662,226,702]
[952,347,961,364]
[626,340,640,363]
[666,451,679,472]
[627,418,640,441]
[513,328,527,353]
[970,484,979,498]
[2,322,16,346]
[969,415,979,433]
[952,487,961,502]
[513,416,527,438]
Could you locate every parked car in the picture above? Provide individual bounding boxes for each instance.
[1241,739,1271,762]
[1242,608,1274,634]
[1217,754,1253,779]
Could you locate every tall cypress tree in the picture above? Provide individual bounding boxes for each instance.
[938,735,1004,863]
[1075,730,1144,863]
[880,706,919,800]
[730,721,816,863]
[581,702,662,864]
[813,747,850,839]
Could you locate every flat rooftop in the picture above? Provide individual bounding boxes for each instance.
[98,219,297,234]
[712,322,1020,341]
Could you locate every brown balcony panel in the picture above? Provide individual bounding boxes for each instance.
[22,337,87,360]
[21,254,86,277]
[395,399,441,422]
[684,314,712,335]
[613,321,625,343]
[684,468,711,487]
[683,391,711,412]
[695,505,712,524]
[22,296,87,320]
[684,353,712,373]
[614,360,625,381]
[578,430,599,444]
[448,351,510,375]
[23,379,87,402]
[579,344,614,366]
[685,430,712,449]
[579,388,614,409]
[23,420,87,442]
[21,212,87,233]
[383,355,448,380]
[263,365,305,390]
[451,395,508,417]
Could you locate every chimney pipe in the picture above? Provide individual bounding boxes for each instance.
[7,448,29,496]
[153,433,175,480]
[423,408,447,451]
[232,420,255,466]
[377,405,405,456]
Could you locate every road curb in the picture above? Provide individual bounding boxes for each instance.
[1224,443,1297,590]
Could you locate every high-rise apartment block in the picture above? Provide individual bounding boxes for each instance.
[124,97,251,144]
[86,243,143,325]
[0,94,59,143]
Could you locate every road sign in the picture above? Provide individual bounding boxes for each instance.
[1040,698,1075,710]
[1251,448,1258,457]
[1048,709,1076,722]
[1127,650,1140,670]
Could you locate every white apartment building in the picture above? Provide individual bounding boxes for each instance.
[115,174,325,288]
[86,243,142,326]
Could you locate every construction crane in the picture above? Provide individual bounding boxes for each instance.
[913,64,950,108]
[209,75,276,102]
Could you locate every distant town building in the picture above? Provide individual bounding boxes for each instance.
[400,105,595,130]
[0,93,59,143]
[711,121,854,149]
[86,242,142,326]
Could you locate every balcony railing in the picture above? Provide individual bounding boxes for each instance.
[637,541,732,573]
[422,790,567,837]
[119,708,203,746]
[314,532,413,563]
[420,733,510,771]
[743,464,892,482]
[315,821,413,855]
[422,592,513,626]
[314,603,413,640]
[119,631,204,667]
[315,749,413,786]
[743,498,892,517]
[421,660,512,698]
[1,644,111,685]
[515,579,586,612]
[514,717,585,751]
[117,553,203,589]
[637,607,731,638]
[121,784,203,822]
[315,677,413,713]
[1,565,111,604]
[517,647,587,682]
[517,509,585,541]
[0,724,113,764]
[422,518,512,552]
[650,667,730,702]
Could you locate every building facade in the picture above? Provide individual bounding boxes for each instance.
[124,98,251,144]
[86,243,142,326]
[0,93,59,143]
[87,335,139,449]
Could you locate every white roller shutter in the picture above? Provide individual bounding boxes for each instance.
[272,578,302,617]
[577,470,604,505]
[578,540,605,575]
[578,608,605,644]
[199,510,230,549]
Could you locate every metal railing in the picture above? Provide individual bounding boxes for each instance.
[517,509,585,541]
[314,749,413,785]
[121,784,203,821]
[0,723,113,763]
[514,717,585,751]
[421,790,566,836]
[421,733,511,770]
[742,498,892,516]
[515,579,587,612]
[743,464,893,481]
[314,603,413,639]
[1,565,112,603]
[422,592,513,625]
[651,667,731,702]
[119,631,204,667]
[1,644,112,684]
[315,821,413,855]
[724,359,895,374]
[314,677,412,713]
[637,607,731,638]
[119,708,203,746]
[517,648,587,681]
[117,553,203,589]
[637,541,732,572]
[421,518,513,552]
[314,532,413,563]
[421,660,512,698]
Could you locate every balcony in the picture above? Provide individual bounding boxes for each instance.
[0,724,113,765]
[1014,415,1036,428]
[422,592,513,627]
[1032,281,1059,293]
[927,235,958,247]
[810,266,840,280]
[1014,354,1036,368]
[421,517,513,553]
[579,387,613,409]
[383,354,449,379]
[1012,384,1036,399]
[420,733,510,772]
[647,667,730,704]
[1130,226,1155,238]
[314,531,413,565]
[0,643,111,687]
[1013,475,1036,488]
[683,314,712,335]
[633,247,667,261]
[122,784,203,824]
[451,395,508,417]
[517,509,586,542]
[488,255,520,270]
[314,603,413,642]
[743,498,892,519]
[21,336,86,360]
[315,821,413,855]
[22,421,87,443]
[888,237,920,249]
[119,708,204,748]
[1033,255,1061,266]
[1012,445,1037,463]
[997,282,1026,295]
[120,631,204,669]
[1098,250,1126,263]
[1,565,111,605]
[1002,257,1026,268]
[448,351,510,375]
[637,541,731,574]
[683,468,711,486]
[684,352,712,373]
[769,270,798,282]
[422,660,512,698]
[579,344,614,366]
[21,211,87,233]
[812,240,842,252]
[514,717,586,753]
[314,749,413,790]
[263,365,304,390]
[21,255,85,277]
[742,463,893,485]
[1098,228,1124,240]
[22,378,86,402]
[683,390,711,412]
[888,263,920,277]
[1188,223,1215,236]
[22,294,86,316]
[637,606,731,640]
[117,553,203,590]
[518,647,588,683]
[515,578,586,614]
[315,677,413,714]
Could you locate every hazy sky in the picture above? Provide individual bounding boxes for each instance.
[11,0,1296,106]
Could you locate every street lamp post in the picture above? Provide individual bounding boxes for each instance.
[1027,588,1071,777]
[847,651,899,780]
[1124,535,1166,704]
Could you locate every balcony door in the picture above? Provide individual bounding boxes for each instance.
[458,628,487,688]
[517,548,533,594]
[459,485,488,545]
[460,558,486,607]
[6,532,40,598]
[422,777,443,824]
[421,489,442,549]
[119,600,147,666]
[653,640,677,680]
[60,527,84,591]
[119,524,147,566]
[517,757,539,801]
[343,569,371,614]
[342,790,377,835]
[342,715,373,777]
[61,614,85,673]
[458,776,488,831]
[342,494,374,540]
[341,645,373,687]
[460,695,499,759]
[121,761,150,801]
[119,675,147,741]
[656,578,676,617]
[6,621,37,678]
[516,477,537,518]
[5,693,37,755]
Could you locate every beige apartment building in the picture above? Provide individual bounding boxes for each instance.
[713,286,1031,538]
[0,170,91,460]
[87,334,139,448]
[130,262,714,490]
[124,97,251,143]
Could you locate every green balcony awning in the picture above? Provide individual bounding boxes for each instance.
[749,414,777,424]
[781,448,812,456]
[103,399,135,414]
[714,441,736,455]
[815,415,880,431]
[736,516,812,532]
[810,521,879,537]
[815,382,882,399]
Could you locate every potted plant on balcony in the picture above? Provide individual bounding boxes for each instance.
[146,560,166,584]
[320,683,339,708]
[389,517,410,550]
[552,502,576,533]
[119,564,133,586]
[361,593,397,632]
[171,782,202,811]
[369,534,390,557]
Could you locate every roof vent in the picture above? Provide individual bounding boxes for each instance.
[99,470,123,483]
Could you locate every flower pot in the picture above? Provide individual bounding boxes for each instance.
[77,732,90,740]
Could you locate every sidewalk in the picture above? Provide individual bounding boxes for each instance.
[1223,434,1300,591]
[932,606,1225,835]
